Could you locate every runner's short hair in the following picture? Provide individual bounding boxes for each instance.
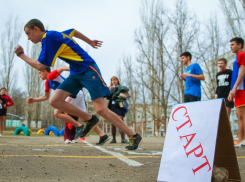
[0,88,6,91]
[24,19,45,32]
[180,52,192,60]
[44,66,51,73]
[218,58,227,64]
[230,37,244,49]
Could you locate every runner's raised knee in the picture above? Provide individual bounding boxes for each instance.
[49,97,60,108]
[53,109,59,118]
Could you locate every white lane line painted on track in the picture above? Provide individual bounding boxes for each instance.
[32,149,49,151]
[83,141,144,167]
[113,148,162,156]
[127,151,162,156]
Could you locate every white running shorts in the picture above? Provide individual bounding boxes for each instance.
[65,90,86,112]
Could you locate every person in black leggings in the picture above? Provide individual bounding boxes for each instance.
[108,76,129,144]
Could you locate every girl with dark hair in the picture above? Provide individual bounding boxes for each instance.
[0,88,14,136]
[108,76,129,144]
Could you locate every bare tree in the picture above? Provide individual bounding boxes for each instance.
[7,88,26,118]
[220,0,245,38]
[24,42,44,128]
[0,15,23,92]
[136,56,148,136]
[117,0,237,137]
[166,0,199,103]
[116,59,124,84]
[195,14,226,99]
[134,0,191,135]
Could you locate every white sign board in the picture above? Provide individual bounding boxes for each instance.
[157,99,240,182]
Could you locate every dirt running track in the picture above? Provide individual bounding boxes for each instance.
[1,135,245,182]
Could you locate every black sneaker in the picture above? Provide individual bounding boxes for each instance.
[75,125,84,139]
[121,139,129,144]
[75,115,100,139]
[125,133,142,150]
[110,139,116,143]
[96,134,110,145]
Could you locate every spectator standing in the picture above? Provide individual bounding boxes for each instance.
[215,58,234,117]
[180,52,205,103]
[108,76,129,144]
[0,88,14,136]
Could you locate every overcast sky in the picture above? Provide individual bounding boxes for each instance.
[0,0,223,91]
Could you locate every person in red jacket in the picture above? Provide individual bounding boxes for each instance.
[0,88,14,136]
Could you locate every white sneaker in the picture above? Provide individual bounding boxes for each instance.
[64,139,71,144]
[235,143,242,147]
[71,140,77,144]
[235,140,245,147]
[0,134,2,137]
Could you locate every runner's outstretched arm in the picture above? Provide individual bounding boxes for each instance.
[57,66,70,74]
[229,65,245,100]
[27,92,50,104]
[73,30,103,49]
[181,73,205,80]
[26,67,69,104]
[14,44,46,71]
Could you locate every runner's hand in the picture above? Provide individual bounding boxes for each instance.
[180,74,186,80]
[109,86,113,91]
[228,94,232,101]
[27,98,34,104]
[215,94,218,99]
[90,40,103,49]
[228,89,236,101]
[181,73,190,78]
[14,44,24,56]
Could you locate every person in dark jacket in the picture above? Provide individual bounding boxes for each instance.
[108,76,129,144]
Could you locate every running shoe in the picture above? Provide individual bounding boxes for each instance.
[96,134,110,145]
[75,115,100,139]
[0,134,2,137]
[75,125,84,139]
[64,139,71,144]
[110,139,116,143]
[121,139,129,144]
[71,140,77,144]
[125,133,142,150]
[234,141,245,147]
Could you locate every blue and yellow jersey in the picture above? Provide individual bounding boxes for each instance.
[38,29,95,75]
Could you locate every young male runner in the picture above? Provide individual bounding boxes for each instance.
[180,52,205,102]
[228,37,245,147]
[215,58,234,117]
[15,19,141,150]
[27,66,110,145]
